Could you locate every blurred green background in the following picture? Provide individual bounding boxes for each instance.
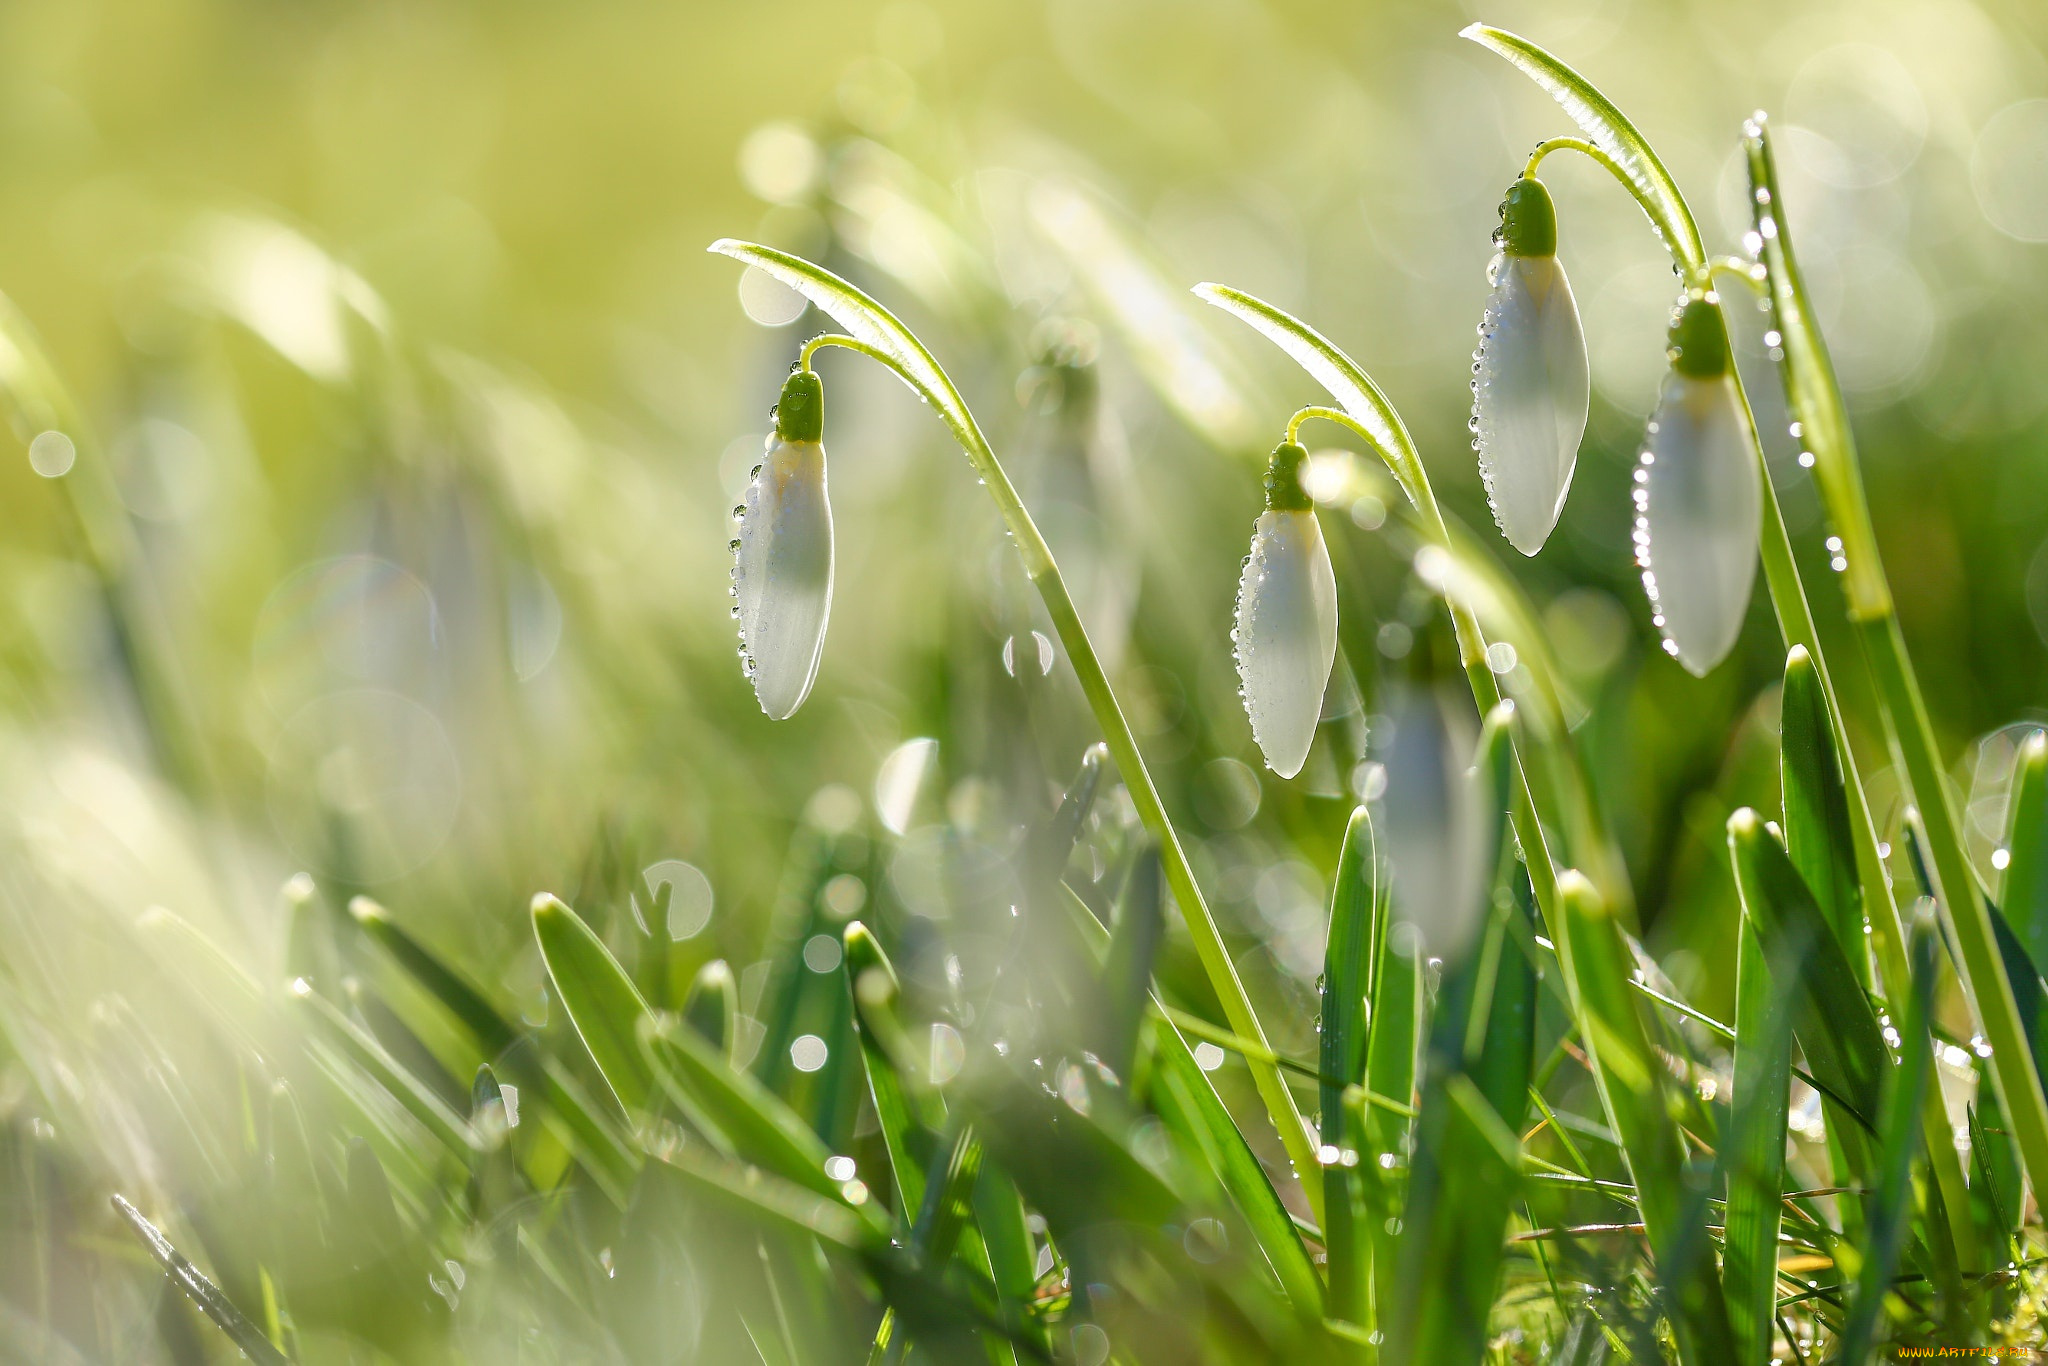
[4,0,2048,1352]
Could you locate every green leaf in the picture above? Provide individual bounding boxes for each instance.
[1099,844,1163,1081]
[1780,646,1863,970]
[707,240,980,455]
[1839,915,1939,1366]
[1553,871,1735,1366]
[1362,887,1421,1324]
[1723,920,1791,1366]
[110,1195,290,1366]
[1740,118,1887,620]
[1389,1075,1524,1366]
[531,892,658,1119]
[1459,24,1705,270]
[639,1014,888,1234]
[1319,805,1378,1332]
[2001,731,2048,980]
[1726,811,1884,1157]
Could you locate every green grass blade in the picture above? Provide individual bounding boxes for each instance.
[1553,871,1735,1366]
[1391,1074,1523,1366]
[349,894,636,1190]
[971,1167,1043,1359]
[1099,845,1163,1082]
[289,978,480,1159]
[350,896,516,1056]
[1839,915,1939,1365]
[111,1195,290,1366]
[640,1013,877,1223]
[1780,647,1863,970]
[531,892,657,1120]
[1060,883,1322,1317]
[1458,24,1705,270]
[1320,805,1377,1332]
[1362,888,1421,1325]
[2001,732,2048,979]
[844,921,940,1218]
[1723,919,1790,1366]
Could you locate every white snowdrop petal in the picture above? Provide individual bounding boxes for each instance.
[1233,510,1338,778]
[1384,686,1484,959]
[1472,253,1589,556]
[1639,375,1760,675]
[734,438,834,718]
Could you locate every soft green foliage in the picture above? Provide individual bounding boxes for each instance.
[7,5,2048,1364]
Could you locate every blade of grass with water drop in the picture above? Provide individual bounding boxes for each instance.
[683,959,739,1059]
[1781,648,1863,970]
[111,1195,291,1366]
[712,239,1318,1206]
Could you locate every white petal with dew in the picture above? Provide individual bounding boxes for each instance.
[1472,253,1589,556]
[1233,510,1337,778]
[733,438,834,718]
[1638,375,1760,676]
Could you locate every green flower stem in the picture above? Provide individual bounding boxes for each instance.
[1286,405,1562,923]
[1740,118,2039,1249]
[1522,137,1631,194]
[1864,613,2048,1197]
[798,334,1324,1223]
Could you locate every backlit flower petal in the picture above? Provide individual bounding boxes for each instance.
[1233,509,1338,778]
[733,437,834,718]
[1638,373,1760,675]
[1472,251,1589,555]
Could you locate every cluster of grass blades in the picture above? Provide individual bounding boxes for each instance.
[9,18,2048,1366]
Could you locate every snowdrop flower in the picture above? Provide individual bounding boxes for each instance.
[1471,177,1589,556]
[1233,441,1337,779]
[732,368,834,718]
[1636,297,1760,676]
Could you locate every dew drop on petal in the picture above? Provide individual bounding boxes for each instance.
[733,439,834,718]
[1471,254,1589,556]
[1637,375,1760,675]
[1232,510,1337,778]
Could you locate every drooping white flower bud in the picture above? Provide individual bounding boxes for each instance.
[1471,178,1589,557]
[1636,298,1760,677]
[732,369,834,719]
[1233,441,1338,779]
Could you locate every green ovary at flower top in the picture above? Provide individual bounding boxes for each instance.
[1637,295,1760,677]
[1471,176,1590,558]
[1232,439,1338,780]
[732,366,835,719]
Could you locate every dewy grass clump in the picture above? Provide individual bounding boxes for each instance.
[11,13,2048,1366]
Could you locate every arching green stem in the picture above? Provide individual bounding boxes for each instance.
[1287,404,1559,922]
[751,311,1324,1220]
